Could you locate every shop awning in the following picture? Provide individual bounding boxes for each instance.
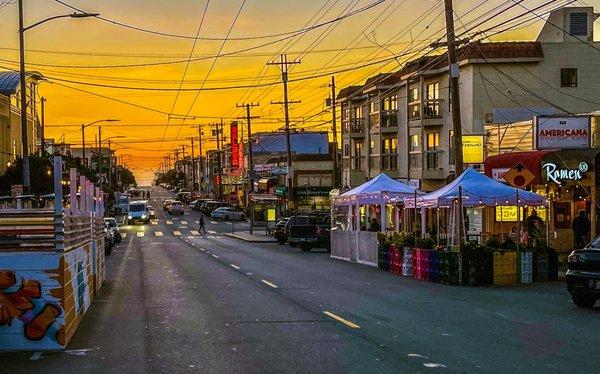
[404,168,547,208]
[484,151,551,185]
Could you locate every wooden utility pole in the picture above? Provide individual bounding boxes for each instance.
[268,54,301,210]
[40,97,46,156]
[329,76,339,188]
[444,0,464,251]
[197,125,203,191]
[191,137,197,192]
[236,102,259,186]
[211,122,223,199]
[444,0,464,177]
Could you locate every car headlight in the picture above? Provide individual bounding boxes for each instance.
[127,216,132,220]
[141,214,147,219]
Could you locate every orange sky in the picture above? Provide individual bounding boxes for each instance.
[0,0,553,184]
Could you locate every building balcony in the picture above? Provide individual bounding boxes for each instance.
[380,110,398,132]
[422,99,444,127]
[343,119,365,138]
[422,150,445,180]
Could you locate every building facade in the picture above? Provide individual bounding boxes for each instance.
[339,6,600,191]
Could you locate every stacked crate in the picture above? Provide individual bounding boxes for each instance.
[518,252,533,284]
[377,244,389,271]
[440,252,460,285]
[533,251,549,282]
[390,245,401,274]
[493,251,518,285]
[428,250,439,283]
[402,247,413,277]
[461,250,493,286]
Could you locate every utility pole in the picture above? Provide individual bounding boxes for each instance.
[444,0,464,251]
[108,139,112,189]
[191,137,197,192]
[18,0,30,193]
[98,126,103,192]
[212,122,223,199]
[268,54,301,211]
[236,102,259,187]
[40,97,45,156]
[328,76,339,188]
[197,125,203,191]
[444,0,464,176]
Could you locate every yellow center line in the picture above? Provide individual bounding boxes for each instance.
[323,311,360,329]
[261,280,278,289]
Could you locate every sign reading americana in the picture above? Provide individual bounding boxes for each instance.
[534,115,591,150]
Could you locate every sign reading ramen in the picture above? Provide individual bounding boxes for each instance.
[542,162,588,185]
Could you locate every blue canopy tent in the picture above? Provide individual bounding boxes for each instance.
[402,168,547,208]
[335,173,421,205]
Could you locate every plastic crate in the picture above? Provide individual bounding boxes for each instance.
[518,252,533,284]
[402,264,413,277]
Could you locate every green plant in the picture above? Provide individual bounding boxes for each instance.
[376,232,390,247]
[416,237,435,250]
[485,237,502,249]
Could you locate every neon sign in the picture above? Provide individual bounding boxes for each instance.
[542,162,588,184]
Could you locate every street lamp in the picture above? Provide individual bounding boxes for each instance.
[18,1,99,193]
[81,119,119,163]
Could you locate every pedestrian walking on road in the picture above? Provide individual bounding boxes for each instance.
[199,216,206,234]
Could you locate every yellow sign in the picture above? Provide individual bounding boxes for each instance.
[495,206,524,222]
[267,208,276,222]
[462,135,484,164]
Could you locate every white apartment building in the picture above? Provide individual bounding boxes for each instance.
[339,6,600,191]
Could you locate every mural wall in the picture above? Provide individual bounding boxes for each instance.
[0,245,97,351]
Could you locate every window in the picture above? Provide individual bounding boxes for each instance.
[369,100,379,113]
[408,103,420,120]
[352,106,363,119]
[382,95,398,111]
[382,138,398,154]
[425,82,440,117]
[570,12,588,36]
[427,82,439,100]
[408,88,419,103]
[561,68,578,87]
[427,132,440,150]
[409,134,420,152]
[409,154,421,170]
[353,141,363,157]
[369,140,376,155]
[381,138,398,171]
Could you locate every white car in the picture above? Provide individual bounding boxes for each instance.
[210,207,245,221]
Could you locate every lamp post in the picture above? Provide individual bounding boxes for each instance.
[18,1,98,193]
[81,119,119,165]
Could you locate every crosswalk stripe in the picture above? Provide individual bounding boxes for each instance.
[208,230,217,234]
[181,220,188,225]
[166,220,173,225]
[194,220,199,224]
[210,221,218,224]
[155,231,163,237]
[136,232,144,237]
[190,230,200,236]
[151,220,158,225]
[173,231,182,236]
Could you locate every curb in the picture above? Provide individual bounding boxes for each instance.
[224,233,277,243]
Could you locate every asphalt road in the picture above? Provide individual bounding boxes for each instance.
[2,186,600,373]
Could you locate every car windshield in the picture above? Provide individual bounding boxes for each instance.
[586,237,600,249]
[129,204,146,212]
[171,202,182,207]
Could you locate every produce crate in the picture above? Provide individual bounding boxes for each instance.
[533,251,549,282]
[402,248,413,277]
[377,244,389,271]
[428,250,439,283]
[518,251,533,284]
[439,252,460,285]
[493,251,518,285]
[461,249,493,286]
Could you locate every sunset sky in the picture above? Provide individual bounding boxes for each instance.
[0,0,569,184]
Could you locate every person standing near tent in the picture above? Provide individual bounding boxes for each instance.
[524,209,544,246]
[369,218,381,232]
[572,210,591,249]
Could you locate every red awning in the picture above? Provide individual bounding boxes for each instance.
[484,151,552,185]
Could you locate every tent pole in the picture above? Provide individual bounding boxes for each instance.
[458,186,464,252]
[414,190,418,247]
[516,189,520,252]
[436,208,440,247]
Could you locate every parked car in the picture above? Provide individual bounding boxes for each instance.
[127,201,151,225]
[163,199,174,211]
[211,207,245,221]
[167,201,185,215]
[175,192,191,203]
[201,201,229,215]
[566,236,600,308]
[115,194,129,215]
[104,217,122,243]
[286,214,331,252]
[189,199,210,211]
[274,218,290,244]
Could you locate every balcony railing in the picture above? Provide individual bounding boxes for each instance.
[351,156,365,171]
[381,110,398,128]
[423,99,443,119]
[425,150,443,170]
[342,118,365,134]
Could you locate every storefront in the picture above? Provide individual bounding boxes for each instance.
[222,175,244,207]
[293,187,331,211]
[485,149,600,252]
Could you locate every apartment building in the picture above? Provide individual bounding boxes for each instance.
[0,71,43,174]
[339,6,600,191]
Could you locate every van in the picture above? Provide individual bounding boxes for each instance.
[127,201,150,225]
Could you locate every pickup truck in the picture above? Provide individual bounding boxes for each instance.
[286,215,331,252]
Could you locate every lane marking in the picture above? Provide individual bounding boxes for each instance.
[155,231,163,237]
[173,231,182,236]
[211,254,219,258]
[181,220,188,225]
[151,220,158,225]
[166,220,173,225]
[323,311,360,329]
[261,280,278,289]
[194,220,199,224]
[230,264,240,270]
[208,230,217,234]
[136,232,144,237]
[190,230,200,236]
[199,248,205,252]
[210,221,218,224]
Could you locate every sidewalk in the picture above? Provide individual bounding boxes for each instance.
[224,230,277,243]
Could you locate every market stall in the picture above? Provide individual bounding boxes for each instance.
[331,173,421,266]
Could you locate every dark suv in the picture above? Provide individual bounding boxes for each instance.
[566,236,600,308]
